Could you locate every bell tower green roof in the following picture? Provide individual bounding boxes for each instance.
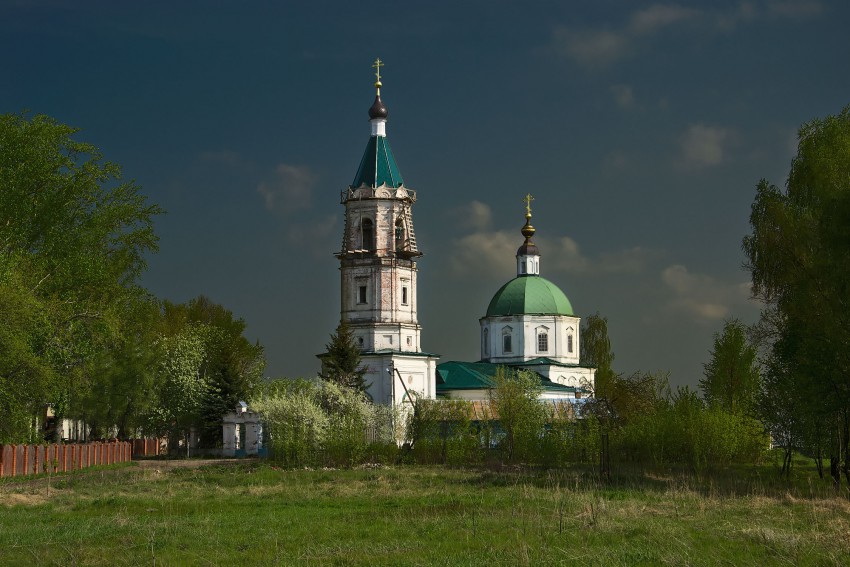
[351,134,404,188]
[485,276,574,317]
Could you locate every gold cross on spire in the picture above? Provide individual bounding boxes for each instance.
[372,57,384,85]
[524,193,534,217]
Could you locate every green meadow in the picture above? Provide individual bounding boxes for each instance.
[1,460,848,566]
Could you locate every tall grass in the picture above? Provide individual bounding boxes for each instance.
[1,461,848,566]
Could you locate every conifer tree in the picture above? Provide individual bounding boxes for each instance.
[319,320,368,392]
[699,319,759,415]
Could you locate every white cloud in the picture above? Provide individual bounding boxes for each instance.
[448,213,651,278]
[715,1,758,31]
[286,214,338,256]
[766,0,823,18]
[552,2,823,68]
[551,27,630,67]
[680,124,731,168]
[662,264,751,321]
[629,4,700,35]
[611,84,635,109]
[449,200,493,232]
[552,4,700,67]
[597,247,655,274]
[547,236,591,273]
[257,164,316,214]
[450,229,517,278]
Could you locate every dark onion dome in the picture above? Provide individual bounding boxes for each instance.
[517,216,538,256]
[517,242,540,256]
[369,95,388,119]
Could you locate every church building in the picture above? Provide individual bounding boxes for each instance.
[327,60,594,405]
[436,201,595,401]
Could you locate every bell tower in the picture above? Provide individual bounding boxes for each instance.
[334,59,437,405]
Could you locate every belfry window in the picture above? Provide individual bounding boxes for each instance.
[395,219,405,249]
[361,218,374,251]
[402,286,408,305]
[358,286,367,304]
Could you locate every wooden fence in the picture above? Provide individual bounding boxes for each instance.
[131,438,163,458]
[0,441,132,478]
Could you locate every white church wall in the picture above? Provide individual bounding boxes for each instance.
[480,314,582,365]
[361,353,436,405]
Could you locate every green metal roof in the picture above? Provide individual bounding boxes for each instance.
[351,135,404,188]
[436,361,576,393]
[485,275,573,317]
[521,357,587,368]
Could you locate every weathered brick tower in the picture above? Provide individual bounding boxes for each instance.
[334,59,437,405]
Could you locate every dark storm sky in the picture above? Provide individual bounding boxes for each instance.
[3,1,848,386]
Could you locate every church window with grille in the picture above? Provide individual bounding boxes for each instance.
[537,331,548,353]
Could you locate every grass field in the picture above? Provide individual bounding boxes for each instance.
[1,459,849,566]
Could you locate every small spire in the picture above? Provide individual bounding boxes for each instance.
[368,57,388,122]
[372,57,384,95]
[524,193,534,218]
[521,193,536,242]
[516,194,540,276]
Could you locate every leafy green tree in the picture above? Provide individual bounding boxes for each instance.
[77,296,163,439]
[699,319,760,415]
[319,320,368,392]
[0,266,54,443]
[491,368,547,463]
[743,105,850,484]
[159,296,265,448]
[0,113,163,440]
[148,324,210,446]
[580,312,617,398]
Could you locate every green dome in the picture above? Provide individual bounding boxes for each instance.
[486,276,574,317]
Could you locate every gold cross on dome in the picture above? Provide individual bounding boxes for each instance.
[372,58,384,83]
[524,193,534,216]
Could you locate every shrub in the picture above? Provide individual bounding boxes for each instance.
[406,399,481,465]
[491,368,547,464]
[252,379,399,468]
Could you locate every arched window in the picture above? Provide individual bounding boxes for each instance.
[537,330,548,353]
[483,328,489,357]
[502,326,513,354]
[361,218,374,251]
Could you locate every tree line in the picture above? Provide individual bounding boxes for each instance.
[0,113,263,448]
